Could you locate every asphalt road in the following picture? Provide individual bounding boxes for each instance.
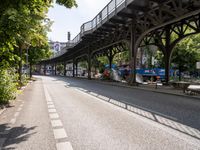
[0,75,200,150]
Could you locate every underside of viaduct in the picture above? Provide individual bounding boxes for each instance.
[41,0,200,84]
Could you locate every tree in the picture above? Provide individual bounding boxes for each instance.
[171,34,200,80]
[0,0,77,103]
[154,50,165,68]
[56,0,77,8]
[154,33,200,81]
[28,45,52,78]
[0,0,77,81]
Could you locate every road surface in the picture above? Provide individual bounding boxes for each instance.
[0,75,199,150]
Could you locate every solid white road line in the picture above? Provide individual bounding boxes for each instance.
[56,142,73,150]
[53,128,67,139]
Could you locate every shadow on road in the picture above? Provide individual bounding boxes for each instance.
[0,123,37,150]
[43,76,200,140]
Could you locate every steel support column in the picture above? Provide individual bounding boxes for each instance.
[75,62,78,77]
[73,59,75,77]
[164,26,172,84]
[44,64,46,75]
[107,49,113,69]
[88,52,92,80]
[129,22,137,85]
[63,62,66,76]
[51,64,54,75]
[54,63,57,75]
[39,65,42,75]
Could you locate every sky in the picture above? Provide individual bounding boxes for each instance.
[47,0,110,42]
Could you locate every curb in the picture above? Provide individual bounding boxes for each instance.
[51,76,200,101]
[63,76,200,100]
[93,80,200,100]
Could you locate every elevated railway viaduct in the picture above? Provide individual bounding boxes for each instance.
[41,0,200,84]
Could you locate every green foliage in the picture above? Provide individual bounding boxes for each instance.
[97,56,108,73]
[56,64,64,74]
[29,45,52,65]
[155,33,200,80]
[21,74,29,86]
[171,34,200,72]
[56,0,77,8]
[155,51,165,68]
[0,0,77,102]
[98,56,109,65]
[79,61,88,69]
[0,68,18,104]
[113,51,129,65]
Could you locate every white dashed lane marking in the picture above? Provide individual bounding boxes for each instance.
[48,105,55,109]
[10,118,16,124]
[49,113,59,119]
[56,142,73,150]
[47,101,54,105]
[51,120,63,127]
[14,112,20,117]
[53,128,67,139]
[48,109,57,113]
[17,107,22,112]
[43,83,73,150]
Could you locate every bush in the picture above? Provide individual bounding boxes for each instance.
[0,68,18,104]
[21,74,29,86]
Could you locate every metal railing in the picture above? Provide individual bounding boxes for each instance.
[79,0,127,34]
[52,0,132,59]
